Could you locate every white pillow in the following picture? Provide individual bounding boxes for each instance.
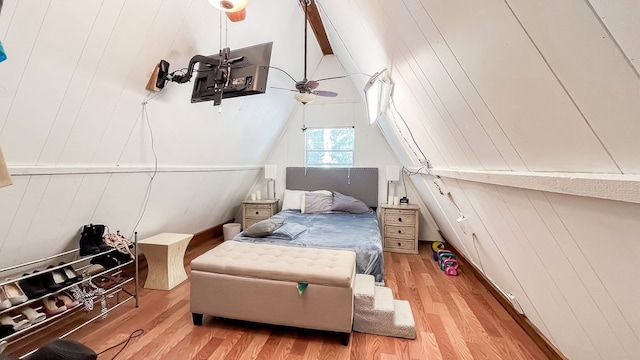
[281,189,307,211]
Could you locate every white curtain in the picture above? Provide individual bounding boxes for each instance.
[0,145,12,188]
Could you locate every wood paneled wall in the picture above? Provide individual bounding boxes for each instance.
[318,0,640,358]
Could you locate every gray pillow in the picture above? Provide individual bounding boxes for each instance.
[330,191,371,214]
[302,192,334,213]
[242,218,285,237]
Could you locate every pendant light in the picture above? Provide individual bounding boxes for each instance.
[208,0,251,13]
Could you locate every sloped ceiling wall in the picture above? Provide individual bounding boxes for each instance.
[0,0,323,265]
[317,0,640,359]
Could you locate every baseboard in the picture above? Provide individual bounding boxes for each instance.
[127,218,233,275]
[190,218,232,248]
[437,231,567,360]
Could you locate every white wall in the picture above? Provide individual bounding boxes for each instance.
[259,56,442,242]
[318,0,640,358]
[0,0,318,267]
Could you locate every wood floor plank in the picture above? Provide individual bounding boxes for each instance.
[5,237,552,359]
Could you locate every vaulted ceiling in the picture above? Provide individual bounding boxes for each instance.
[1,1,639,359]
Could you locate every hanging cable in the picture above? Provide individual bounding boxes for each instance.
[389,96,431,168]
[128,91,160,241]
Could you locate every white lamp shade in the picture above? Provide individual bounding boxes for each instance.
[294,92,316,104]
[386,165,400,182]
[264,164,277,179]
[208,0,250,12]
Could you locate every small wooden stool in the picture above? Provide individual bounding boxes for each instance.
[139,233,193,290]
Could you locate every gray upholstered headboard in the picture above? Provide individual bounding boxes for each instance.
[286,167,379,208]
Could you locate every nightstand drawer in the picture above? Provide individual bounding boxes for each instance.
[245,218,263,229]
[244,207,272,218]
[384,225,415,239]
[384,211,417,226]
[384,238,416,252]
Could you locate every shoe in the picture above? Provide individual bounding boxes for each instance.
[47,265,69,288]
[57,293,79,309]
[39,269,63,293]
[20,306,46,324]
[91,275,116,289]
[85,264,106,276]
[18,273,47,299]
[42,296,67,316]
[91,224,110,253]
[0,314,29,331]
[110,250,133,263]
[4,282,28,306]
[80,224,109,255]
[79,232,101,256]
[58,262,81,285]
[0,324,13,338]
[90,254,119,269]
[0,287,11,310]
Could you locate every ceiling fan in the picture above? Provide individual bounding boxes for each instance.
[274,0,338,104]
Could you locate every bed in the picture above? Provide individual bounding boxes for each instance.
[190,167,383,342]
[233,167,384,283]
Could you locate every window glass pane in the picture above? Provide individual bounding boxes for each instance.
[305,128,354,167]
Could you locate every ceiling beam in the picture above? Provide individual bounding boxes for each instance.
[306,0,333,55]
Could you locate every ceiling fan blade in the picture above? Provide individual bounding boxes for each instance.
[306,80,319,90]
[270,86,298,93]
[313,90,338,97]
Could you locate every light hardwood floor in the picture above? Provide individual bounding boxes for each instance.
[7,238,549,359]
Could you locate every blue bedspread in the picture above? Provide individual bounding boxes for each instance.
[233,210,384,282]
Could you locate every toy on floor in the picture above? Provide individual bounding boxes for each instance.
[430,242,459,276]
[431,241,445,261]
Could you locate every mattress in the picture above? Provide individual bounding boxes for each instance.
[233,209,384,282]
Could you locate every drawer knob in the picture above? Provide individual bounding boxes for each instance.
[397,230,402,234]
[398,217,402,222]
[397,242,402,246]
[255,211,259,215]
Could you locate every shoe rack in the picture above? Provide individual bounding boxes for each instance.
[0,233,139,357]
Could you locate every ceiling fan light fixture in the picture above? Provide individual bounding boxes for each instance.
[295,92,316,104]
[208,0,250,12]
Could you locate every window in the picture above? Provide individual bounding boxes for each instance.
[305,128,355,167]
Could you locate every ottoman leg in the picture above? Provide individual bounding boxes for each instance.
[339,332,351,346]
[192,313,203,326]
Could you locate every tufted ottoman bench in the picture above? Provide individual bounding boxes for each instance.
[190,240,356,344]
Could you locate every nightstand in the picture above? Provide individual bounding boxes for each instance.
[242,198,279,229]
[380,204,419,254]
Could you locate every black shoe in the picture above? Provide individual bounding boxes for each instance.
[0,324,14,338]
[90,254,119,269]
[38,270,63,293]
[58,262,81,285]
[46,265,69,289]
[79,233,100,256]
[88,224,110,252]
[110,250,132,263]
[18,273,47,299]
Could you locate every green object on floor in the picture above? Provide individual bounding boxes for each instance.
[297,282,308,295]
